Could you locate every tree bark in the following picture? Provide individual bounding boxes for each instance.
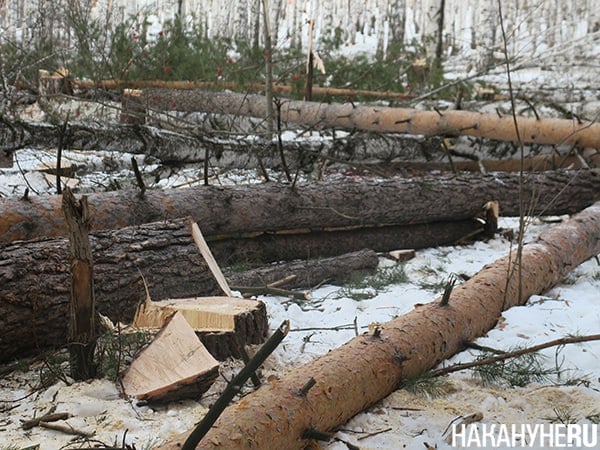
[1,170,598,244]
[0,217,475,363]
[62,188,97,380]
[70,79,412,101]
[158,201,600,450]
[134,89,600,148]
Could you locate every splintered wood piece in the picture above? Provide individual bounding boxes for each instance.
[189,219,234,297]
[123,311,219,402]
[388,249,416,262]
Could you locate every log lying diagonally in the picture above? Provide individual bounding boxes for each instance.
[1,170,598,243]
[158,201,600,450]
[133,89,600,148]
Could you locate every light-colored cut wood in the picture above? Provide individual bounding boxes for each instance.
[123,311,219,402]
[189,219,234,297]
[388,249,416,261]
[133,296,260,332]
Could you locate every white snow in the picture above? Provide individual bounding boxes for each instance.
[1,216,599,449]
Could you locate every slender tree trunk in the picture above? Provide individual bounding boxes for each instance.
[134,90,600,148]
[1,170,597,243]
[62,188,96,380]
[158,201,600,450]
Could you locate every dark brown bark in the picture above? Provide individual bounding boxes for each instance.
[225,249,379,289]
[0,217,475,363]
[134,89,600,148]
[1,170,598,244]
[72,79,412,101]
[62,188,96,380]
[159,201,600,450]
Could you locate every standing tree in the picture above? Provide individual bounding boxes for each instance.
[62,187,97,380]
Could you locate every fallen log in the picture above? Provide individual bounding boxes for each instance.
[0,218,424,363]
[158,202,600,450]
[224,248,379,289]
[1,170,598,243]
[69,79,412,101]
[132,90,600,148]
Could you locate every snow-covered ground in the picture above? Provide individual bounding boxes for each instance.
[1,215,599,449]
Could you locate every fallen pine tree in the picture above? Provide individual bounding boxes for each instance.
[157,201,600,450]
[0,217,394,363]
[130,89,600,148]
[1,170,598,243]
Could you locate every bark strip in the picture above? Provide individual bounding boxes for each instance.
[158,201,600,450]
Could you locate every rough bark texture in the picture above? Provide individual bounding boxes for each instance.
[1,170,598,243]
[224,249,379,289]
[73,79,411,101]
[159,201,600,450]
[62,188,97,380]
[0,219,218,363]
[135,90,600,148]
[0,217,468,362]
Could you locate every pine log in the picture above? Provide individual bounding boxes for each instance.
[134,90,600,148]
[158,201,600,450]
[1,170,598,243]
[225,249,379,289]
[122,311,220,403]
[0,217,467,363]
[72,79,412,101]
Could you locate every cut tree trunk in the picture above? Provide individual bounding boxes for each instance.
[133,296,269,361]
[122,311,220,403]
[1,170,598,243]
[0,217,430,363]
[158,201,600,450]
[132,90,600,148]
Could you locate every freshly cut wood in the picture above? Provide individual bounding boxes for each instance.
[123,312,219,403]
[133,90,600,148]
[158,202,600,450]
[1,170,598,243]
[133,296,266,334]
[133,296,269,360]
[387,249,416,262]
[0,217,476,363]
[190,220,233,297]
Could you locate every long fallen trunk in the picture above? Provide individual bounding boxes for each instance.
[133,90,600,148]
[1,170,598,243]
[2,217,434,362]
[158,202,600,450]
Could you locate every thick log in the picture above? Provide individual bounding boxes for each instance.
[135,90,600,148]
[0,217,474,363]
[158,202,600,450]
[1,170,598,243]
